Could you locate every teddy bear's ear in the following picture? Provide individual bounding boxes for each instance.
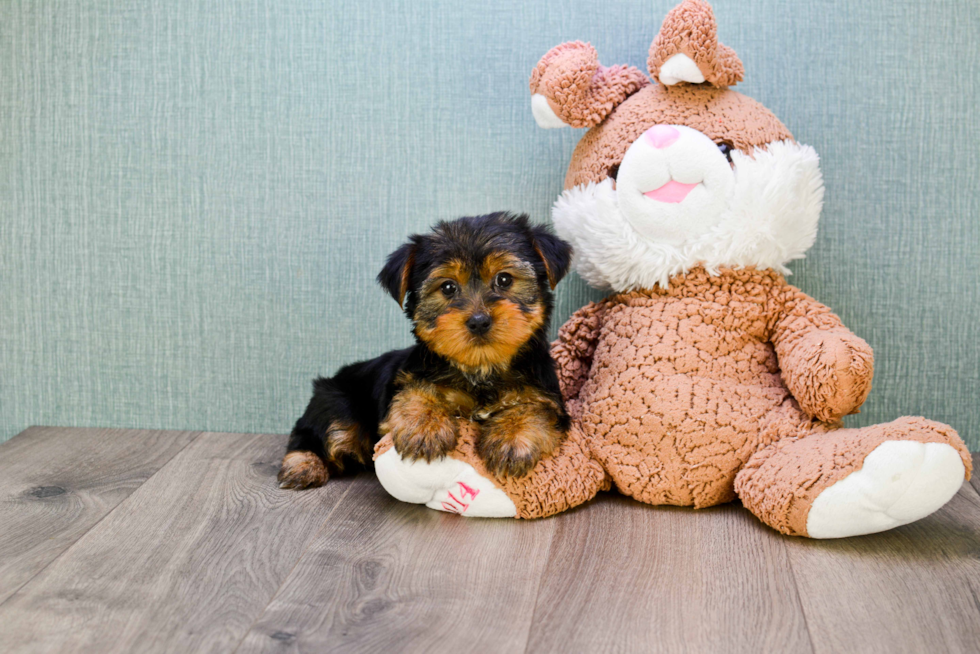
[529,41,648,129]
[648,0,744,88]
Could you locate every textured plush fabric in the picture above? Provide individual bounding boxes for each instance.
[556,268,853,508]
[0,0,978,448]
[648,0,744,87]
[530,42,649,129]
[552,268,970,516]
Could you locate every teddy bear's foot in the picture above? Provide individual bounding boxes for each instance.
[735,417,972,538]
[805,440,964,538]
[374,447,517,518]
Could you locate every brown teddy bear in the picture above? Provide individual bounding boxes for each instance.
[374,0,971,538]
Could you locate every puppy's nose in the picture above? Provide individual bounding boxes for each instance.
[466,313,492,336]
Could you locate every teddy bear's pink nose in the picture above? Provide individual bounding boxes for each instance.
[645,125,680,149]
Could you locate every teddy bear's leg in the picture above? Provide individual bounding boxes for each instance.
[734,417,971,538]
[373,421,609,519]
[374,442,519,518]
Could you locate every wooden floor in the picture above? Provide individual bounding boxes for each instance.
[0,428,978,653]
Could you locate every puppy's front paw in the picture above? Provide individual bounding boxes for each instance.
[381,391,459,462]
[278,451,329,489]
[478,406,564,478]
[478,435,541,478]
[389,420,458,462]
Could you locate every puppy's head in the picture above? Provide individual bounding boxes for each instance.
[378,213,572,375]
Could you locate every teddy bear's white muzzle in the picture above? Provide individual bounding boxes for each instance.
[616,124,734,247]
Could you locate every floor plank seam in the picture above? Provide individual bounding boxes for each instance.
[519,518,559,654]
[230,477,360,653]
[782,541,818,654]
[0,430,205,613]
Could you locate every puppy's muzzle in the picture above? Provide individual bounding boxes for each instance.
[465,312,492,336]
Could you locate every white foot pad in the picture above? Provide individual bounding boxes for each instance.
[374,448,517,518]
[806,441,965,539]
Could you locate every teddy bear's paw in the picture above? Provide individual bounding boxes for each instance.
[374,447,517,518]
[806,440,966,539]
[783,328,874,423]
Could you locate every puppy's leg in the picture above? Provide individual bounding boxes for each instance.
[279,377,372,490]
[380,375,472,462]
[478,387,568,478]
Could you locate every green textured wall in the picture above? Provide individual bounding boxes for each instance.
[1,0,978,447]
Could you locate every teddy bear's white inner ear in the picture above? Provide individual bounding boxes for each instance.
[659,53,705,86]
[531,93,568,129]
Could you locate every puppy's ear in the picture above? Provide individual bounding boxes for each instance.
[530,225,572,290]
[377,240,417,308]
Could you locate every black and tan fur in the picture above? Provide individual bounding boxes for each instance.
[278,212,573,489]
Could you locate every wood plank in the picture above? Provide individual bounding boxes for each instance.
[785,481,980,654]
[236,478,557,654]
[524,494,813,654]
[0,426,199,604]
[0,432,354,653]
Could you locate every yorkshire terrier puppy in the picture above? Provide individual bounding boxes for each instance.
[278,212,573,489]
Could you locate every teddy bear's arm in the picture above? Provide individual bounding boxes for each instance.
[550,300,610,411]
[768,285,874,424]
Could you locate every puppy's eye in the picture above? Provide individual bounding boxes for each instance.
[494,272,513,289]
[440,281,458,297]
[716,141,734,163]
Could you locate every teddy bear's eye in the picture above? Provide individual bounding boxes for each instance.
[716,141,735,163]
[607,163,620,181]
